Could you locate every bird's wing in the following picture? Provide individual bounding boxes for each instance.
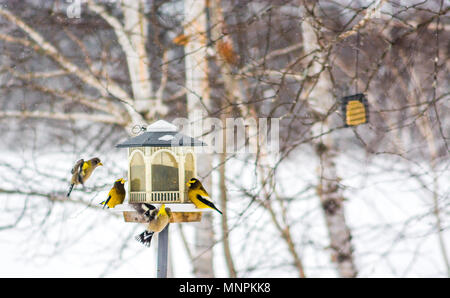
[199,186,210,197]
[102,193,112,209]
[132,203,156,214]
[71,159,84,174]
[131,203,157,221]
[148,209,158,222]
[143,203,156,211]
[196,194,219,211]
[75,160,88,184]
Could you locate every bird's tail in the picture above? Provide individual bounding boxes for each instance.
[135,231,154,247]
[213,206,223,215]
[197,195,223,215]
[204,200,223,215]
[66,184,74,197]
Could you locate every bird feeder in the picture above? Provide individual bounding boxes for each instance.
[114,120,207,223]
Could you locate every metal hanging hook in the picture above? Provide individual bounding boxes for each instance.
[131,124,147,135]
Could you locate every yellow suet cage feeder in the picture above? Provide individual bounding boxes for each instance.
[341,93,369,127]
[114,120,207,223]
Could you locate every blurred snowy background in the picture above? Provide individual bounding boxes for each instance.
[0,0,448,277]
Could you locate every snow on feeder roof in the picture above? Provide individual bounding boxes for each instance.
[146,120,177,132]
[116,120,205,148]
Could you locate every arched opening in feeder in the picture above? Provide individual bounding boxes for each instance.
[184,152,195,185]
[151,150,179,193]
[130,151,145,192]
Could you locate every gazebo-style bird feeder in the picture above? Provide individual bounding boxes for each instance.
[114,120,207,223]
[113,120,209,278]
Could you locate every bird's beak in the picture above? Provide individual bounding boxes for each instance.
[98,162,103,166]
[186,182,190,187]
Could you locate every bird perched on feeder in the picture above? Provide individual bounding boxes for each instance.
[186,178,222,214]
[99,178,126,209]
[135,204,172,247]
[67,157,103,197]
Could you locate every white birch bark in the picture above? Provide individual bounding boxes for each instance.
[0,6,145,128]
[88,0,168,118]
[0,2,170,129]
[301,16,358,278]
[183,0,215,278]
[208,0,238,278]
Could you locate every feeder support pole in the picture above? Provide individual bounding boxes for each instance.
[157,224,169,278]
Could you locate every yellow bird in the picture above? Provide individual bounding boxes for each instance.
[67,157,103,197]
[135,204,172,247]
[100,178,126,209]
[186,178,222,214]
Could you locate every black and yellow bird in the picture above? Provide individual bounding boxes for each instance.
[67,157,103,197]
[100,178,126,209]
[186,178,222,214]
[135,204,172,247]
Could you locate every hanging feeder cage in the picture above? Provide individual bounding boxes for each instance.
[341,93,369,127]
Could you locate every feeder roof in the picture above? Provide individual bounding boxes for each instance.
[146,120,178,132]
[116,120,206,148]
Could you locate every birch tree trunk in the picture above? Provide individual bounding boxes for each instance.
[208,0,238,278]
[183,0,215,278]
[121,0,153,115]
[87,0,167,119]
[301,14,358,278]
[0,3,160,129]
